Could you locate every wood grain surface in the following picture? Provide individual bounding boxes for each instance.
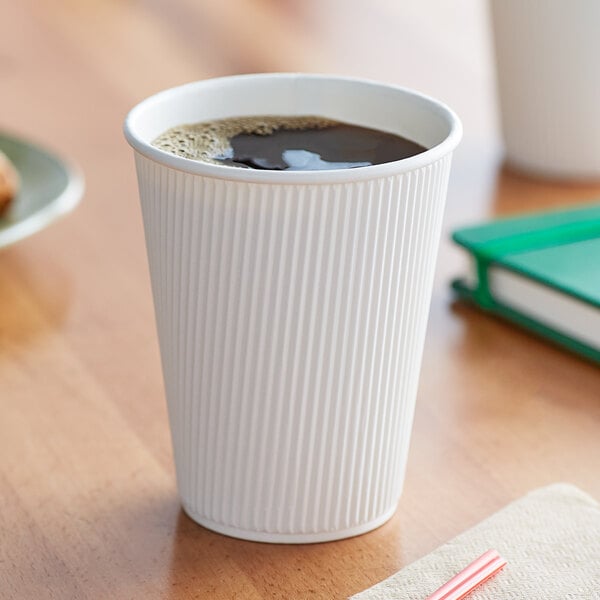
[1,1,599,598]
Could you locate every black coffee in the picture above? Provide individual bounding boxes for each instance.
[153,116,426,171]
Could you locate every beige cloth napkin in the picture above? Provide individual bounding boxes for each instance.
[351,483,600,599]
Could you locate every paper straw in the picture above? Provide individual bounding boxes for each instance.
[425,549,507,600]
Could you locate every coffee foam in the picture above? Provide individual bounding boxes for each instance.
[152,116,337,164]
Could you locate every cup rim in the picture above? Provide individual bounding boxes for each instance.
[124,73,462,184]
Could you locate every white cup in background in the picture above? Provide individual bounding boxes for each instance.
[124,73,461,543]
[490,0,600,180]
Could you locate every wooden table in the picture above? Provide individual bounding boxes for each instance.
[1,1,599,598]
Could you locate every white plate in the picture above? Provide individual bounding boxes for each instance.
[0,133,84,249]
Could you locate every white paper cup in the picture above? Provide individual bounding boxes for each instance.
[124,73,461,543]
[490,0,600,179]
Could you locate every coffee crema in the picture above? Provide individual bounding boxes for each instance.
[152,116,426,171]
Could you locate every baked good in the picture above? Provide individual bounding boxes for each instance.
[0,150,19,217]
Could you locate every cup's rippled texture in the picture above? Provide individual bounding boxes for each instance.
[135,156,452,541]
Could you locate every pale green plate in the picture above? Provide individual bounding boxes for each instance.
[0,133,84,248]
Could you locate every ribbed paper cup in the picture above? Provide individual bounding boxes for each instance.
[124,74,461,543]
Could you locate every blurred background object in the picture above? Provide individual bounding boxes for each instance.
[0,149,19,216]
[0,133,83,248]
[490,0,600,180]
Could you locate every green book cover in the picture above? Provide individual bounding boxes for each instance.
[451,203,600,364]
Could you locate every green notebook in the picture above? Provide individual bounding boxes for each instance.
[451,204,600,364]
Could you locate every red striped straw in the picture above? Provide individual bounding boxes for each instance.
[425,549,507,600]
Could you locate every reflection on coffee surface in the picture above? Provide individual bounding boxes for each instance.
[152,116,426,171]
